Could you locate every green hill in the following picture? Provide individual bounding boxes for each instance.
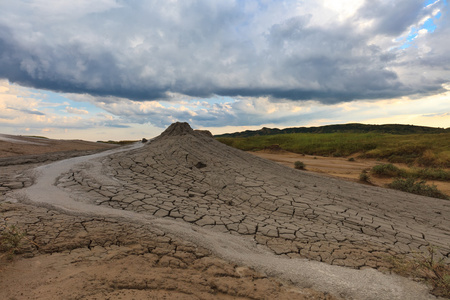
[215,123,449,138]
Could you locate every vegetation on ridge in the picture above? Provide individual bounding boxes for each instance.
[215,123,449,138]
[217,132,450,168]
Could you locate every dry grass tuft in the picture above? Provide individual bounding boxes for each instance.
[0,224,24,260]
[387,247,450,298]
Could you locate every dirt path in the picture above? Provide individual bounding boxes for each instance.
[1,124,449,299]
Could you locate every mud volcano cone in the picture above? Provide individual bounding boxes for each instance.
[75,122,449,269]
[158,122,196,137]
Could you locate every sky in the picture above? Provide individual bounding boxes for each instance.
[0,0,449,141]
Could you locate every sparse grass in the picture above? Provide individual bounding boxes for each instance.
[216,132,450,168]
[388,178,449,200]
[388,247,450,298]
[294,161,305,170]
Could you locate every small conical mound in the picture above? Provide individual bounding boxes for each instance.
[160,122,195,137]
[194,129,213,138]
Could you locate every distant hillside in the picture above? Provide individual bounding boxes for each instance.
[215,123,449,138]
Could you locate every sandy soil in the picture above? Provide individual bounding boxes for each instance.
[0,133,117,158]
[1,125,448,299]
[251,150,450,196]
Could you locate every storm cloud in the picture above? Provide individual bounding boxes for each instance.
[0,0,448,105]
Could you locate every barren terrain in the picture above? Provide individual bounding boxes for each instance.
[1,123,449,299]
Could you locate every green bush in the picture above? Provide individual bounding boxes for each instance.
[359,171,370,183]
[388,178,449,200]
[371,164,406,177]
[294,161,305,170]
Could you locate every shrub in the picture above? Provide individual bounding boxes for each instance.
[359,170,370,183]
[371,163,406,177]
[0,224,24,259]
[417,149,438,167]
[294,161,305,170]
[412,168,450,181]
[388,178,449,200]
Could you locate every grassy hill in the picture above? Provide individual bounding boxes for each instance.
[215,123,449,138]
[216,126,450,168]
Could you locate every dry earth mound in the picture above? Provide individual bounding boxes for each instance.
[57,122,450,270]
[0,133,117,160]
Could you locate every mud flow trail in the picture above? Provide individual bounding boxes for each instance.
[3,123,450,300]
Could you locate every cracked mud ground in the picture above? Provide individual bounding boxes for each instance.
[1,122,449,299]
[1,203,329,300]
[59,122,450,268]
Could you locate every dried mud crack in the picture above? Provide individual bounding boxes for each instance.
[2,202,330,300]
[1,122,449,299]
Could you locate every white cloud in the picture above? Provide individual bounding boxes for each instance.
[0,80,139,139]
[65,106,89,115]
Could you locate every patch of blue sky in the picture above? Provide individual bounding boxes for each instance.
[424,0,438,6]
[423,0,447,7]
[422,18,437,32]
[399,6,443,49]
[32,89,103,115]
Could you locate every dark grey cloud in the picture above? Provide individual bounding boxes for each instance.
[356,0,425,36]
[0,0,448,105]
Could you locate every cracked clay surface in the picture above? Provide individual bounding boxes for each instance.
[57,123,450,269]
